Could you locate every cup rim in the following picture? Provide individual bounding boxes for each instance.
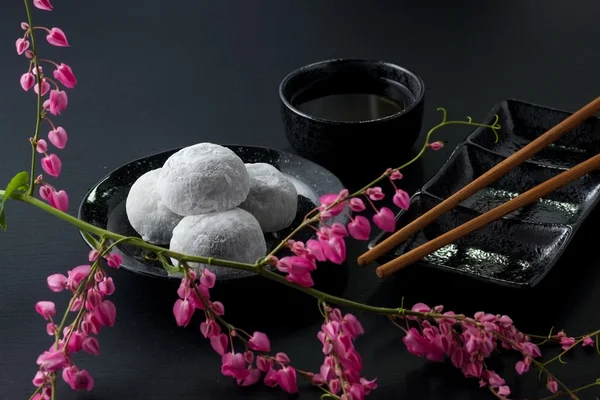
[278,58,425,125]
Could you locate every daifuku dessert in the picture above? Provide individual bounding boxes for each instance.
[239,163,298,232]
[125,168,184,244]
[157,143,250,215]
[169,208,267,278]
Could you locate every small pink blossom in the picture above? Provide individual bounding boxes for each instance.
[34,0,53,11]
[16,38,29,55]
[88,249,99,262]
[306,239,326,262]
[82,337,100,355]
[24,50,34,59]
[497,385,510,397]
[275,352,290,364]
[36,350,66,372]
[366,187,384,201]
[210,333,228,356]
[47,273,67,292]
[200,269,216,288]
[47,89,68,115]
[95,300,117,327]
[98,277,115,295]
[53,63,77,88]
[248,332,271,352]
[390,170,403,180]
[48,190,68,212]
[34,79,51,96]
[559,336,575,350]
[349,197,366,212]
[373,207,396,232]
[21,22,30,30]
[106,253,122,268]
[32,65,43,75]
[41,154,61,177]
[582,336,594,347]
[20,72,35,91]
[200,319,221,338]
[256,356,272,372]
[35,301,56,320]
[393,189,410,210]
[237,368,261,387]
[46,27,69,47]
[319,193,346,216]
[264,368,278,387]
[173,299,194,327]
[515,360,530,375]
[343,313,364,338]
[62,366,94,391]
[331,222,348,237]
[428,141,444,151]
[546,377,558,393]
[36,139,48,153]
[221,353,249,380]
[39,185,54,201]
[48,126,67,149]
[348,215,371,240]
[276,366,298,394]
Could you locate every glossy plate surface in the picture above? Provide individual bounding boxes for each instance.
[369,99,600,288]
[78,145,346,280]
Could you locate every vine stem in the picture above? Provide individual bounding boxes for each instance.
[23,0,44,195]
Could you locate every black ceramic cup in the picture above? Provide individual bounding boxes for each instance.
[279,59,425,178]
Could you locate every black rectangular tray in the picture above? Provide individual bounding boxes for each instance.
[368,99,600,288]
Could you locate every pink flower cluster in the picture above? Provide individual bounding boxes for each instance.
[17,0,74,212]
[173,267,300,393]
[32,249,122,398]
[310,307,377,400]
[272,169,414,287]
[398,303,535,398]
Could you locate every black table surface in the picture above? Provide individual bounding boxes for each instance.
[1,1,599,399]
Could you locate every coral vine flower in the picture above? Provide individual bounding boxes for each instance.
[47,89,68,115]
[36,139,48,153]
[348,215,370,240]
[46,27,69,47]
[41,153,62,177]
[48,189,69,212]
[373,207,396,232]
[48,126,68,149]
[20,72,35,91]
[16,38,29,55]
[393,189,410,210]
[35,301,56,320]
[248,332,271,352]
[34,79,51,96]
[429,141,444,151]
[53,63,77,88]
[33,0,53,11]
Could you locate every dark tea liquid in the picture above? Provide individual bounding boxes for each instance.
[294,79,414,122]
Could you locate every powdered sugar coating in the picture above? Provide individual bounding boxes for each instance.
[125,168,184,244]
[169,208,266,278]
[239,163,298,232]
[157,143,250,215]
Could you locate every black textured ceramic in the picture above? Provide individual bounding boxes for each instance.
[78,145,347,280]
[368,99,600,288]
[279,59,425,174]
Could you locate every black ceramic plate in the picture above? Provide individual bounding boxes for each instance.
[368,99,600,288]
[78,145,347,280]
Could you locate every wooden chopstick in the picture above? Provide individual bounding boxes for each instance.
[358,97,600,267]
[375,152,600,278]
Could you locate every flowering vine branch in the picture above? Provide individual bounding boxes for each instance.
[2,1,600,400]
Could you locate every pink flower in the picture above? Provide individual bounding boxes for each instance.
[41,154,62,177]
[53,63,77,88]
[248,332,271,352]
[221,353,249,380]
[275,352,290,364]
[33,0,53,11]
[36,350,66,372]
[34,79,51,96]
[36,139,48,153]
[515,360,529,375]
[200,269,216,288]
[48,126,68,149]
[348,215,371,240]
[366,187,384,201]
[210,333,228,356]
[237,368,261,387]
[211,301,225,316]
[173,299,194,327]
[319,193,346,216]
[21,22,30,30]
[277,256,316,275]
[343,313,364,338]
[16,38,29,55]
[32,65,43,75]
[285,271,314,287]
[390,170,403,180]
[306,239,326,262]
[39,185,54,201]
[497,315,513,328]
[47,273,67,292]
[349,198,366,212]
[200,319,221,338]
[403,328,430,356]
[331,223,348,237]
[582,336,594,347]
[62,366,94,391]
[546,377,558,393]
[33,371,47,387]
[256,356,272,372]
[95,300,117,327]
[373,207,396,232]
[88,249,100,262]
[360,377,378,394]
[497,385,510,397]
[48,190,68,212]
[35,301,56,320]
[429,141,444,151]
[20,72,35,91]
[24,50,34,59]
[82,337,100,355]
[106,253,122,268]
[47,90,68,115]
[98,277,115,296]
[264,368,278,387]
[46,27,69,47]
[393,189,410,210]
[559,336,575,350]
[276,366,298,394]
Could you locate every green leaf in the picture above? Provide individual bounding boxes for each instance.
[157,253,183,274]
[0,171,29,230]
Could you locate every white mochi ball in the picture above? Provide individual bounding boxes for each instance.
[239,163,298,232]
[169,208,267,279]
[125,168,184,244]
[157,143,250,215]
